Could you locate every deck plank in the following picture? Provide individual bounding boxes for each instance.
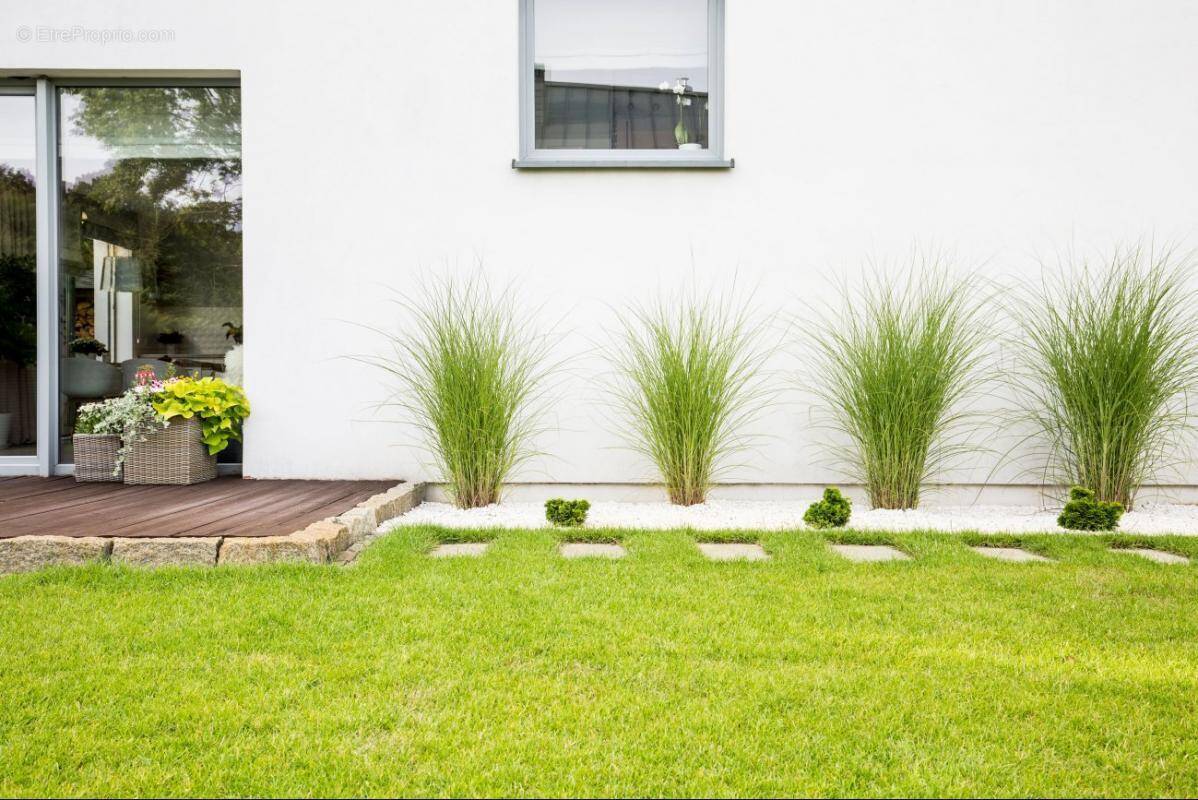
[16,481,273,537]
[140,482,343,537]
[220,483,390,538]
[0,477,398,539]
[177,481,384,538]
[0,482,155,522]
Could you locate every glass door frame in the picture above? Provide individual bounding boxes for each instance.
[0,76,241,477]
[0,81,40,475]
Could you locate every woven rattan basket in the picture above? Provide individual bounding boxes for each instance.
[123,417,216,485]
[73,433,122,482]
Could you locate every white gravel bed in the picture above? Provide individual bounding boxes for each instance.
[390,500,1198,535]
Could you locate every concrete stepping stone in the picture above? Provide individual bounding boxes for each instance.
[560,542,626,559]
[971,546,1051,563]
[829,544,910,562]
[430,542,489,558]
[697,542,768,561]
[1117,547,1190,565]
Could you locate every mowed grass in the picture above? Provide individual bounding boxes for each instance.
[2,528,1197,797]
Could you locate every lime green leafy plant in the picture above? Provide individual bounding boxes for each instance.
[151,376,250,455]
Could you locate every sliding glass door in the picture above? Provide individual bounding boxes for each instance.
[0,92,36,460]
[56,85,243,464]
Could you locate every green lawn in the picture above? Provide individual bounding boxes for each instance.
[2,527,1197,797]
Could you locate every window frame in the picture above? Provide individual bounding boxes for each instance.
[50,77,243,475]
[0,75,242,477]
[0,82,39,474]
[514,0,731,169]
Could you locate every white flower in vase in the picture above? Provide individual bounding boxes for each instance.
[658,76,697,149]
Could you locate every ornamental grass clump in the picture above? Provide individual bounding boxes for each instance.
[1014,246,1198,509]
[808,260,988,509]
[610,289,773,506]
[376,277,552,509]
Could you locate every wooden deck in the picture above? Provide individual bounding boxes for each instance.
[0,476,399,539]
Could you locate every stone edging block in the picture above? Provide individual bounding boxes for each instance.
[218,482,423,566]
[219,519,349,566]
[331,482,426,565]
[346,482,425,530]
[112,537,221,567]
[0,536,112,574]
[336,507,376,546]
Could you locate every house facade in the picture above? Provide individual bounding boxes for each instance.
[2,0,1197,500]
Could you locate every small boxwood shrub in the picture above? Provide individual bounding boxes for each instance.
[803,487,852,529]
[545,498,590,528]
[1057,486,1124,531]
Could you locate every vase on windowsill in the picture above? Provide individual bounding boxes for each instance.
[678,143,703,152]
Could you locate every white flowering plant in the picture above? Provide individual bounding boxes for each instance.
[657,77,695,147]
[75,391,165,475]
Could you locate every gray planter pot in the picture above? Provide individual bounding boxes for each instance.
[60,356,122,400]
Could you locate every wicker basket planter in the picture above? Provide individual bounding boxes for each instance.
[73,433,122,482]
[123,417,216,485]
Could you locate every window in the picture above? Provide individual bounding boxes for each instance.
[56,85,243,464]
[517,0,729,168]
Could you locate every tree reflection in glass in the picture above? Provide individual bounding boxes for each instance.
[0,95,37,454]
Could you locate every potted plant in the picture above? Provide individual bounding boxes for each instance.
[0,254,37,449]
[61,336,122,400]
[122,369,250,485]
[658,77,703,151]
[73,369,170,482]
[73,400,134,481]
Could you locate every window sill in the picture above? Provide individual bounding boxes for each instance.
[512,156,734,170]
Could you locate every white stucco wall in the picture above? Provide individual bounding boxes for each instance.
[4,1,1198,495]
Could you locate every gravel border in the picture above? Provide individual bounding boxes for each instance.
[390,499,1198,536]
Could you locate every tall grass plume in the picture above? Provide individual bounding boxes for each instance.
[1013,245,1198,509]
[610,289,774,506]
[808,258,988,509]
[373,276,552,508]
